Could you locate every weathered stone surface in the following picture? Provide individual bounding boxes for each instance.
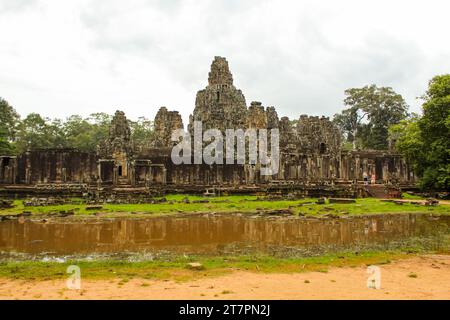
[0,56,417,194]
[98,110,133,157]
[186,262,205,270]
[316,198,326,205]
[296,115,341,155]
[190,56,247,133]
[425,198,439,206]
[0,199,14,208]
[246,101,267,129]
[154,107,184,147]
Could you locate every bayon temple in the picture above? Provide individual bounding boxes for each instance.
[0,57,416,197]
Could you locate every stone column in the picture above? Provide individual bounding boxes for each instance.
[113,166,117,185]
[25,153,31,184]
[130,161,136,186]
[162,167,167,185]
[97,162,102,183]
[355,155,360,181]
[383,159,389,182]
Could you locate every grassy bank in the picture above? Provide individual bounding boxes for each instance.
[0,250,430,282]
[0,195,449,217]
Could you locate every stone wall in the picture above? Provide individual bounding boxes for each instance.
[13,149,97,184]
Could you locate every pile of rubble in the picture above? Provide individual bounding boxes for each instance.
[35,183,89,191]
[0,199,14,209]
[22,197,70,207]
[86,196,169,205]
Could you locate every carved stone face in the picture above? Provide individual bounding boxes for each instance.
[98,110,133,158]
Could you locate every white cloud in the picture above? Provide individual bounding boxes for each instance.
[0,0,449,124]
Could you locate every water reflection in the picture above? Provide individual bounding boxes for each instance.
[0,214,448,256]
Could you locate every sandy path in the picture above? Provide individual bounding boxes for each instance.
[0,255,449,300]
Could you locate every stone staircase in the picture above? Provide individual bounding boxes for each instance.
[364,185,387,198]
[364,184,401,199]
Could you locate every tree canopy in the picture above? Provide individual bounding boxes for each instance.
[0,106,155,154]
[389,74,450,190]
[0,98,20,155]
[333,85,409,150]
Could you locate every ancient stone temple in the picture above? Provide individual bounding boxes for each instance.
[0,56,416,196]
[189,56,247,133]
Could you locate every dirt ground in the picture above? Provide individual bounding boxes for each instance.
[0,255,449,300]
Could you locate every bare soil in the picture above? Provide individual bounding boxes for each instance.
[0,255,449,300]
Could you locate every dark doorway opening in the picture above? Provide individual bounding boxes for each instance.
[2,158,10,167]
[319,143,326,154]
[118,165,123,177]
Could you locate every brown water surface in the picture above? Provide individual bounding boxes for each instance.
[0,214,448,258]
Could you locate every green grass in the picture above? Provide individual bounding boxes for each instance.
[402,193,426,200]
[0,250,421,281]
[0,195,448,217]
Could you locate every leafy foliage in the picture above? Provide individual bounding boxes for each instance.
[334,85,409,150]
[0,97,20,155]
[3,109,154,154]
[15,113,66,153]
[129,117,155,151]
[390,74,450,190]
[63,113,111,152]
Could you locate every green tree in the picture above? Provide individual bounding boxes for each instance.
[390,74,450,190]
[86,113,111,151]
[15,113,66,153]
[389,114,424,165]
[0,97,20,154]
[418,75,450,189]
[64,113,110,152]
[333,106,367,150]
[334,85,409,150]
[129,117,155,150]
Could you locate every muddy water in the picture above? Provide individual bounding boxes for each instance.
[0,214,449,258]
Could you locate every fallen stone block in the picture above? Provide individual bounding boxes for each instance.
[0,199,14,209]
[316,198,326,205]
[263,209,294,215]
[329,198,356,204]
[186,262,205,270]
[86,205,103,211]
[425,198,439,206]
[193,199,209,204]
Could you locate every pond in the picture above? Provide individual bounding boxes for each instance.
[0,213,448,259]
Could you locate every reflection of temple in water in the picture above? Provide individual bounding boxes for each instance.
[0,214,447,256]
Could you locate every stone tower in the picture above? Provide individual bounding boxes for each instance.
[190,56,247,133]
[97,110,134,184]
[296,115,341,154]
[98,110,133,157]
[153,107,184,147]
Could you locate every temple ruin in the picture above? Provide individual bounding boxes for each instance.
[0,57,416,197]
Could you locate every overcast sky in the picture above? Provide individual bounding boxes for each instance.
[1,0,449,124]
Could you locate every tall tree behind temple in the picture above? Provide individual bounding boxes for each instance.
[390,74,450,190]
[64,113,111,152]
[11,111,150,154]
[0,97,20,155]
[333,85,409,150]
[129,117,155,151]
[15,113,66,153]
